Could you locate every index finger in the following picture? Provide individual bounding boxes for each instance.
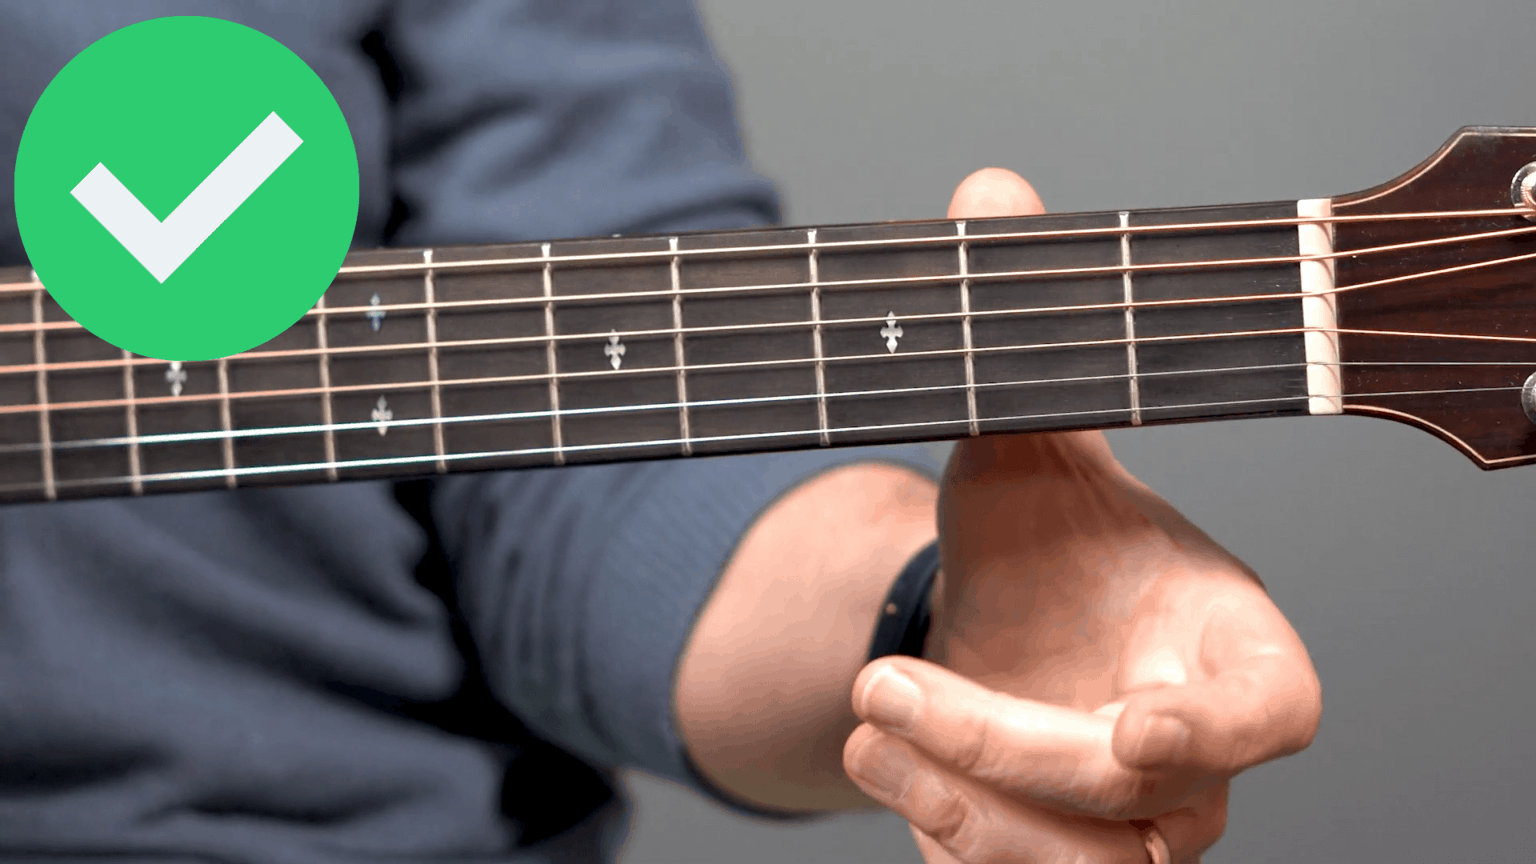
[851,657,1173,820]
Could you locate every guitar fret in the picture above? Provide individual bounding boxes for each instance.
[669,236,691,455]
[1129,202,1307,422]
[122,355,224,494]
[315,250,434,482]
[817,220,967,443]
[408,243,549,470]
[30,277,56,501]
[542,242,565,465]
[216,357,236,488]
[956,221,978,436]
[967,212,1129,433]
[548,235,680,456]
[122,349,143,494]
[423,249,446,472]
[1120,211,1143,425]
[671,227,817,456]
[314,293,340,480]
[808,229,829,446]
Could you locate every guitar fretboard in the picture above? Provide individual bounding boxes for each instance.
[0,201,1315,504]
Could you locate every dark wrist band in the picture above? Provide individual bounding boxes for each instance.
[867,540,941,662]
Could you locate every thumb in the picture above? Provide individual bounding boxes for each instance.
[941,168,1120,477]
[947,167,1045,219]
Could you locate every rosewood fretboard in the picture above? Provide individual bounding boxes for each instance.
[1,201,1322,504]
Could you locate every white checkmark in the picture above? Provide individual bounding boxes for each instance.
[71,112,302,283]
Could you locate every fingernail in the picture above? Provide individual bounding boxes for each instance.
[861,666,922,733]
[851,735,917,798]
[1136,714,1190,765]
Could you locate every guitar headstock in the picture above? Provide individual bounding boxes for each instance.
[1331,126,1536,469]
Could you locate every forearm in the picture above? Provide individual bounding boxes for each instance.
[673,462,939,813]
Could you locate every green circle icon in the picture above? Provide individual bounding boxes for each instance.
[14,16,358,361]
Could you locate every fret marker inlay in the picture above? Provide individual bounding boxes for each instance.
[604,331,626,369]
[371,396,393,436]
[366,293,385,331]
[165,360,187,397]
[880,313,903,353]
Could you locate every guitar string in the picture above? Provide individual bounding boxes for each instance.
[0,380,1526,495]
[0,362,1524,457]
[5,217,1535,341]
[0,319,1532,420]
[0,211,1527,442]
[0,200,1516,294]
[4,223,1536,378]
[313,219,1536,314]
[235,222,1536,325]
[270,206,1536,277]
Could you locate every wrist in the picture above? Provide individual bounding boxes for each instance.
[673,462,937,812]
[867,540,942,662]
[920,564,947,664]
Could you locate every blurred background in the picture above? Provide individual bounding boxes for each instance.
[619,1,1536,861]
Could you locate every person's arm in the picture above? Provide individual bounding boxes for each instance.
[673,462,937,812]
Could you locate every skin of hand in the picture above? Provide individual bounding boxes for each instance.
[839,168,1325,863]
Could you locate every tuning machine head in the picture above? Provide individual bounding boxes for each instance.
[1509,162,1536,221]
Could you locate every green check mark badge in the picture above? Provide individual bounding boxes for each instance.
[72,112,302,284]
[15,16,359,361]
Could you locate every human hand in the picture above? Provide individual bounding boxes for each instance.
[841,169,1323,863]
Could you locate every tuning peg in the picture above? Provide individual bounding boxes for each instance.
[1509,162,1536,222]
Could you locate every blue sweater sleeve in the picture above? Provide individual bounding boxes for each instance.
[430,448,941,818]
[381,0,781,247]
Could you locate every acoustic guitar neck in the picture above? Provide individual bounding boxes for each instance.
[4,126,1534,505]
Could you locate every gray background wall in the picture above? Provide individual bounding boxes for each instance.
[620,1,1536,861]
